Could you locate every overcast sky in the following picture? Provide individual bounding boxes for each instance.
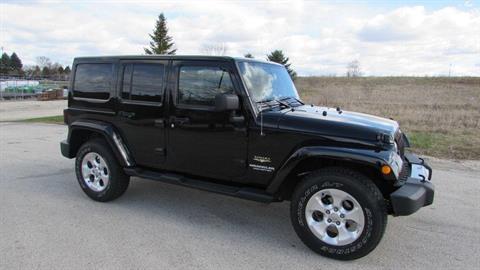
[1,0,479,76]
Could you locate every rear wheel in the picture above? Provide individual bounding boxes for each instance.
[290,167,387,260]
[75,138,129,202]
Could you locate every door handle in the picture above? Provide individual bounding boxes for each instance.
[154,119,165,127]
[118,111,135,119]
[170,117,190,126]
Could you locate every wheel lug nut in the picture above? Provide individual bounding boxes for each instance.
[334,207,338,212]
[340,214,345,218]
[326,210,330,214]
[327,218,332,223]
[336,221,340,225]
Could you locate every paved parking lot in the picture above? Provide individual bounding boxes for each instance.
[1,122,479,270]
[0,100,66,121]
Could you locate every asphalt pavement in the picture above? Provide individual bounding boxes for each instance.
[0,100,67,121]
[0,122,479,270]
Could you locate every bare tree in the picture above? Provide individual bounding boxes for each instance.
[201,43,228,56]
[36,56,52,68]
[346,60,362,77]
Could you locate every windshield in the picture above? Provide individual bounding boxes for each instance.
[237,61,299,104]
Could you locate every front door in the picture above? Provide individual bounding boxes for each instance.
[116,60,168,169]
[166,60,247,181]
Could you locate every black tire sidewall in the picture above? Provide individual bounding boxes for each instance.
[291,169,386,260]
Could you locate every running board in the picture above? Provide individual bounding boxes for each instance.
[124,167,274,203]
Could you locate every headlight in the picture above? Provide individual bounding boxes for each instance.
[377,133,394,144]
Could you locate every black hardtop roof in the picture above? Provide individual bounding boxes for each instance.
[73,55,281,66]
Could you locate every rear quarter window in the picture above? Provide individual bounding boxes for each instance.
[73,63,113,99]
[121,63,165,103]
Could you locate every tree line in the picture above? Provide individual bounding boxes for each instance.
[0,52,71,80]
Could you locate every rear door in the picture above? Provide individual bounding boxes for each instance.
[166,60,248,180]
[116,60,168,169]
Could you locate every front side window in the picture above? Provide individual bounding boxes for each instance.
[178,66,234,107]
[122,63,164,103]
[237,61,299,103]
[73,63,113,99]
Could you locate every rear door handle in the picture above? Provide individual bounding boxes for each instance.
[170,117,190,127]
[154,119,165,127]
[118,111,135,119]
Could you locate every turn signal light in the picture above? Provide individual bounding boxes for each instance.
[381,165,392,175]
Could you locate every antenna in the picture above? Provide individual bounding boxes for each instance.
[260,109,264,136]
[256,103,265,136]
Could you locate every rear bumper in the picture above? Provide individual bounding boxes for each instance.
[60,140,74,159]
[390,153,434,216]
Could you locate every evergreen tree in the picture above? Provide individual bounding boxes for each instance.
[10,52,23,71]
[0,53,10,74]
[244,53,254,58]
[144,13,177,55]
[64,66,71,74]
[33,66,41,77]
[266,50,297,80]
[58,66,64,74]
[42,66,50,77]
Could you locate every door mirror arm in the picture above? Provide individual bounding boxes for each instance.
[229,112,245,123]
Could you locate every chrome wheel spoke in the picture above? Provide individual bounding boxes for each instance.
[310,220,329,235]
[337,225,356,245]
[342,206,362,224]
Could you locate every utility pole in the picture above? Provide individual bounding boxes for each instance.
[448,64,452,77]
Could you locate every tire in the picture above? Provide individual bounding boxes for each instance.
[290,167,387,260]
[75,138,130,202]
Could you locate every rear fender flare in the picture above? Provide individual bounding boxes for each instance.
[68,120,134,167]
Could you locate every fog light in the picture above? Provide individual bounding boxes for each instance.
[381,165,392,175]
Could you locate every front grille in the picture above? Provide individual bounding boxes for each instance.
[395,131,408,186]
[397,158,410,185]
[395,132,406,158]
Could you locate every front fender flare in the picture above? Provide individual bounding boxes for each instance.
[266,146,402,194]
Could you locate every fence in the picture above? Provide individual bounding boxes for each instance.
[0,75,69,100]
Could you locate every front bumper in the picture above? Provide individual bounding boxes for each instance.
[390,153,434,216]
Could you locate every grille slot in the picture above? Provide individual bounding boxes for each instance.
[396,133,405,158]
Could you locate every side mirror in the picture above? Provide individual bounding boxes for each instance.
[215,93,240,111]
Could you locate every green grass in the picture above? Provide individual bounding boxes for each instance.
[21,115,64,125]
[408,131,480,160]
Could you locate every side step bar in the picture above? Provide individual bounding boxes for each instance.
[124,168,274,203]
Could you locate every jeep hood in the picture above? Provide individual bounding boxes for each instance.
[277,105,399,142]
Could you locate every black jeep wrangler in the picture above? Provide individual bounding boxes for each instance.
[61,55,434,260]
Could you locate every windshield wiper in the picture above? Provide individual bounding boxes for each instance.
[278,96,304,105]
[256,98,291,111]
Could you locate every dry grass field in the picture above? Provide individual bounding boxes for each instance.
[295,77,480,160]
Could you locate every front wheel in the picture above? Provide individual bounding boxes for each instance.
[290,167,387,260]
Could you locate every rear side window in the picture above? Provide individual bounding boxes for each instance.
[122,63,164,103]
[178,66,234,107]
[73,63,113,99]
